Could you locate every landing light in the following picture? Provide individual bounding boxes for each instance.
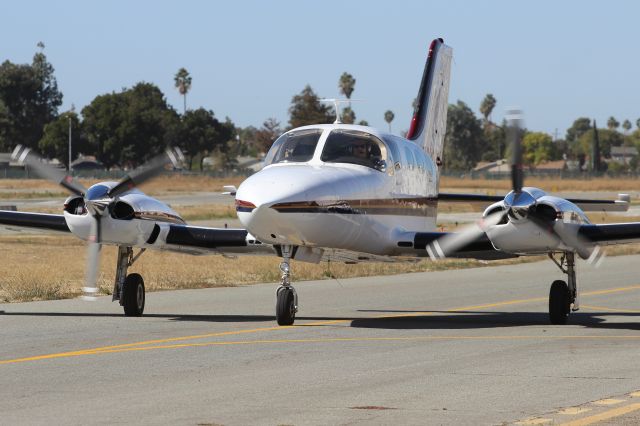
[235,199,256,212]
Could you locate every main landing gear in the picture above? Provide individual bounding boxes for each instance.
[113,246,146,316]
[275,245,298,325]
[548,251,578,325]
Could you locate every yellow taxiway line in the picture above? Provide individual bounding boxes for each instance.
[7,335,640,366]
[559,402,640,425]
[2,284,640,366]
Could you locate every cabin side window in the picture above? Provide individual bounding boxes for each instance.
[321,130,388,172]
[404,146,416,169]
[264,129,323,165]
[383,136,402,170]
[410,144,424,170]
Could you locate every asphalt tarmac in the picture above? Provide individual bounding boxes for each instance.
[3,255,640,425]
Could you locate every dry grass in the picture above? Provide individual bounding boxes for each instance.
[0,175,246,198]
[2,233,639,304]
[1,174,639,200]
[0,234,544,303]
[139,175,245,194]
[439,176,640,193]
[0,190,68,200]
[586,214,640,224]
[177,204,235,221]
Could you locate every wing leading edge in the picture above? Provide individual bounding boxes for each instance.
[579,223,640,245]
[0,210,70,232]
[160,224,275,255]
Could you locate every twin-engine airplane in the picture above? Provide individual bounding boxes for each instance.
[2,38,640,326]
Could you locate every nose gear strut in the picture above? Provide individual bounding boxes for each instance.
[113,245,147,316]
[275,245,298,325]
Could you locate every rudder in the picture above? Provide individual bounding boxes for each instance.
[406,38,453,181]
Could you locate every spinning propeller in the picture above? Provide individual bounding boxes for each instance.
[428,111,604,265]
[12,145,184,299]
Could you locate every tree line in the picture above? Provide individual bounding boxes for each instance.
[2,44,638,173]
[444,95,640,172]
[0,46,237,170]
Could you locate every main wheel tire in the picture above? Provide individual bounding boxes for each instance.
[122,273,145,317]
[276,287,295,326]
[549,279,570,325]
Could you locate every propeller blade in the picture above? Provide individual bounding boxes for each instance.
[81,215,102,300]
[426,209,506,260]
[526,211,605,267]
[552,221,605,267]
[506,110,524,193]
[108,147,184,199]
[12,145,87,196]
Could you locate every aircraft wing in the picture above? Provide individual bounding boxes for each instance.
[158,224,275,256]
[0,210,70,233]
[0,211,273,255]
[439,193,629,212]
[411,231,517,260]
[579,222,640,245]
[408,222,640,261]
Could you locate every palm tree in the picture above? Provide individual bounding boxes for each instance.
[384,110,395,132]
[622,119,632,134]
[607,116,620,130]
[479,94,496,126]
[174,68,192,114]
[338,72,356,103]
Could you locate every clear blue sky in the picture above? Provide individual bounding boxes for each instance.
[3,0,639,137]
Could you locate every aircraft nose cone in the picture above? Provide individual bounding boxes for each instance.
[235,166,333,233]
[234,163,388,244]
[236,167,320,209]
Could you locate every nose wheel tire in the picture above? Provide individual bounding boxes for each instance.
[122,273,145,317]
[549,279,570,325]
[276,287,296,326]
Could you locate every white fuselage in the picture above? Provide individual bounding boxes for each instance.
[236,124,438,256]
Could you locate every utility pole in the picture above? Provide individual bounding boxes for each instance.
[592,119,601,172]
[68,104,75,172]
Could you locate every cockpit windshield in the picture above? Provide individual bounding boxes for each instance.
[321,130,388,172]
[264,129,323,165]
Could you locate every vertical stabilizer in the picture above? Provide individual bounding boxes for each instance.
[406,38,453,176]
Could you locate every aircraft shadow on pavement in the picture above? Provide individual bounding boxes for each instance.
[2,309,640,331]
[350,310,640,331]
[0,311,275,323]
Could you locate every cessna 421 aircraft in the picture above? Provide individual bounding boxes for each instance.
[2,38,640,326]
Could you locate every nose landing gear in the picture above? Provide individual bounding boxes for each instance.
[113,246,146,316]
[275,245,298,325]
[548,251,578,325]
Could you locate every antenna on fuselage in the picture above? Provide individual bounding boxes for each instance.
[320,98,362,124]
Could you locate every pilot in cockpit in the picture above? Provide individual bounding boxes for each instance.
[351,140,370,159]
